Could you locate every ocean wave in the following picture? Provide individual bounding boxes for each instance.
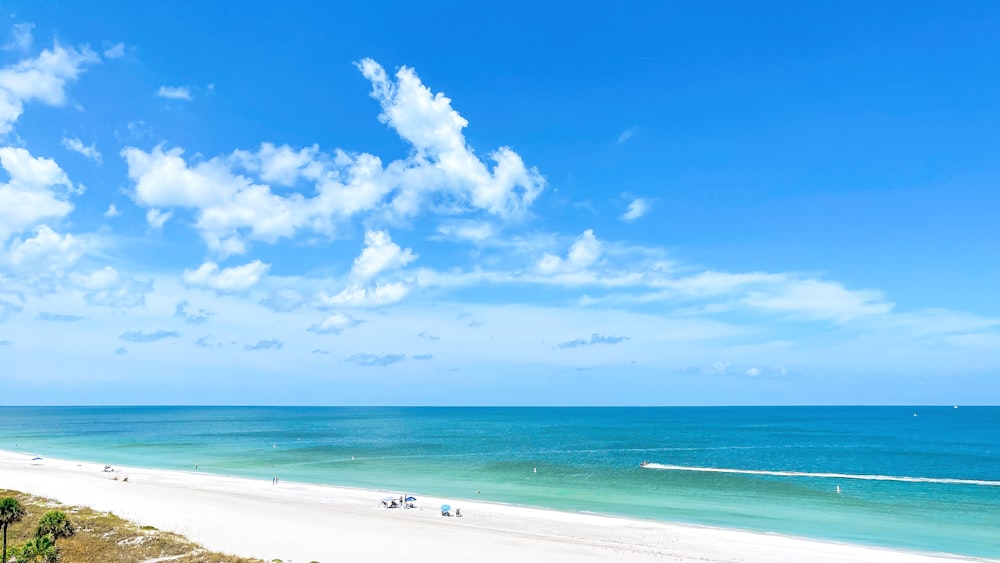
[641,464,1000,487]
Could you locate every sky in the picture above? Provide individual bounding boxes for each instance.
[0,2,998,405]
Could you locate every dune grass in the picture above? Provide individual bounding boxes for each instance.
[0,489,264,563]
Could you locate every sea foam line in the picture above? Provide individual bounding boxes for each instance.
[642,464,1000,487]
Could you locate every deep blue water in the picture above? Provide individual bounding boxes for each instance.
[0,406,997,558]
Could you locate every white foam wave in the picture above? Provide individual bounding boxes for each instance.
[642,464,1000,487]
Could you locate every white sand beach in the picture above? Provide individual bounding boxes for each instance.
[0,450,991,563]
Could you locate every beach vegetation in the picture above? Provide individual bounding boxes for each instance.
[0,490,263,563]
[36,511,73,540]
[14,534,59,562]
[1,497,26,563]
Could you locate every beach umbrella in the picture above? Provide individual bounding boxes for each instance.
[440,504,451,512]
[405,496,416,501]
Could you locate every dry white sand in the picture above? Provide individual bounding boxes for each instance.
[0,450,992,563]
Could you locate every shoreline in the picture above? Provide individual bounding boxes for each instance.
[0,449,994,563]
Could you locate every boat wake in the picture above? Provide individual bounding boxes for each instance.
[641,464,1000,487]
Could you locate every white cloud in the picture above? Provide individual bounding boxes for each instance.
[350,230,417,281]
[435,221,496,243]
[308,313,363,334]
[182,260,270,291]
[69,266,151,308]
[3,225,85,273]
[316,282,410,308]
[2,23,34,52]
[536,229,602,275]
[0,42,100,133]
[156,85,192,100]
[745,367,760,377]
[357,58,545,218]
[743,279,892,323]
[616,126,638,144]
[61,137,102,164]
[232,142,321,186]
[146,208,172,230]
[104,204,120,218]
[619,197,650,222]
[0,147,76,241]
[103,43,125,59]
[122,60,546,257]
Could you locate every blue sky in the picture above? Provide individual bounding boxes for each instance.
[1,2,998,405]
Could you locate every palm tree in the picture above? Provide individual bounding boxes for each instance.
[35,512,73,540]
[17,535,59,562]
[0,497,26,563]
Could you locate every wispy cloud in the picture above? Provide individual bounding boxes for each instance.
[36,312,83,322]
[619,197,650,222]
[156,85,192,100]
[119,330,180,343]
[2,23,34,52]
[103,43,125,59]
[61,137,102,164]
[244,339,283,351]
[412,353,434,360]
[343,353,405,367]
[616,126,638,144]
[557,333,629,349]
[308,313,363,334]
[175,301,213,324]
[114,347,127,355]
[418,331,440,341]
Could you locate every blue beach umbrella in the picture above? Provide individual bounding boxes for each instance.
[441,504,451,512]
[406,496,417,501]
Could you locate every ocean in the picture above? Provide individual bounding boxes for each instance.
[0,406,997,558]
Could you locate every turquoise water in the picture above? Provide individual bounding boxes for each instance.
[0,406,998,558]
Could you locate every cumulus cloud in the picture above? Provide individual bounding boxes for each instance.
[307,312,363,334]
[156,85,191,100]
[3,225,85,273]
[70,266,151,308]
[175,300,212,324]
[61,137,102,164]
[103,204,120,218]
[343,352,405,367]
[350,230,417,281]
[0,42,100,133]
[36,312,82,322]
[316,282,410,308]
[557,333,629,349]
[182,260,269,291]
[244,338,283,351]
[120,329,180,343]
[231,142,322,186]
[745,367,761,377]
[0,147,77,241]
[536,229,602,275]
[121,59,544,257]
[358,58,545,219]
[619,197,650,222]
